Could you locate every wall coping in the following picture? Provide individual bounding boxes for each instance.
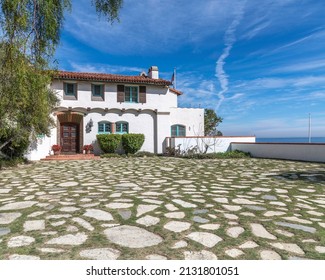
[231,142,325,146]
[167,136,256,139]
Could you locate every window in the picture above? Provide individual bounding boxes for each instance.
[125,86,138,103]
[98,122,112,134]
[117,85,146,103]
[171,125,186,137]
[65,83,75,95]
[116,122,128,134]
[64,82,77,100]
[92,84,104,101]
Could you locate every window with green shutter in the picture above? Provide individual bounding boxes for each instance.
[124,86,138,103]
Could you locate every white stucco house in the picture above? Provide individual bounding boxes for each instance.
[26,66,204,160]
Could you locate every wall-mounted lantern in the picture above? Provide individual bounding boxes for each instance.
[85,118,93,133]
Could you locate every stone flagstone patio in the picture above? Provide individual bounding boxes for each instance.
[0,157,324,260]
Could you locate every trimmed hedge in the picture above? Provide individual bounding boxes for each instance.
[121,134,145,154]
[96,134,122,153]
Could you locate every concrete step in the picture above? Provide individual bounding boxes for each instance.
[41,154,100,161]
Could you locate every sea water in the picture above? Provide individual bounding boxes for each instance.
[256,137,325,143]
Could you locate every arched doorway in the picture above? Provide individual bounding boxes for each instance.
[57,112,83,153]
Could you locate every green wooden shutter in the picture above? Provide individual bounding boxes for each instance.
[139,86,146,103]
[117,85,125,102]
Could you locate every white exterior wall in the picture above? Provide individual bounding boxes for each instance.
[166,136,256,154]
[53,81,177,111]
[169,108,204,136]
[156,113,171,154]
[231,143,325,163]
[26,79,204,159]
[25,127,57,160]
[84,111,156,154]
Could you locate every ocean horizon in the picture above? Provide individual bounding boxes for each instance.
[256,137,325,143]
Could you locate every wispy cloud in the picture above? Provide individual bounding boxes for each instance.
[262,29,325,57]
[241,20,270,40]
[272,59,325,73]
[234,75,325,90]
[69,62,144,74]
[64,0,234,55]
[215,1,246,110]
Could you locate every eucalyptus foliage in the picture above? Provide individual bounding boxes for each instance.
[0,0,123,158]
[92,0,123,22]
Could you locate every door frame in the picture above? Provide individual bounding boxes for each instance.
[56,112,84,154]
[60,122,80,154]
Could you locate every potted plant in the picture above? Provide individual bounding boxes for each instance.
[83,144,93,154]
[52,144,61,155]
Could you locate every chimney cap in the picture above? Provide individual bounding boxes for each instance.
[148,66,159,71]
[148,66,159,79]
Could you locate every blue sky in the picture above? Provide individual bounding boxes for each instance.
[55,0,325,138]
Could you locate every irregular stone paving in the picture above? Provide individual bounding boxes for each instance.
[0,157,324,260]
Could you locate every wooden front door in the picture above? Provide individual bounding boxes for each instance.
[61,123,79,153]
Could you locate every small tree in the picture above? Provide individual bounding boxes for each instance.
[0,1,123,159]
[204,109,223,136]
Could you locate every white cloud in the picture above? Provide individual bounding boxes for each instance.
[69,62,144,74]
[215,1,246,110]
[65,0,235,55]
[262,30,325,57]
[241,20,271,40]
[235,76,325,90]
[272,59,325,73]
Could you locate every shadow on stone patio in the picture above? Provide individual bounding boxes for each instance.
[268,171,325,183]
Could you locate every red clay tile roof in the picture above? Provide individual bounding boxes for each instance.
[169,88,183,95]
[54,70,172,86]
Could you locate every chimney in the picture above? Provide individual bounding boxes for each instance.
[148,66,159,79]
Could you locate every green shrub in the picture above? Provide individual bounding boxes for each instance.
[0,158,28,169]
[121,134,145,154]
[100,153,122,158]
[96,134,122,153]
[180,150,251,159]
[129,151,156,157]
[223,150,251,158]
[0,127,30,159]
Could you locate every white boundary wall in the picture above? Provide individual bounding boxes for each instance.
[165,136,255,154]
[231,142,325,163]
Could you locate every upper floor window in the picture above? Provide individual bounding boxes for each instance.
[116,122,128,134]
[98,121,112,134]
[171,125,186,137]
[117,85,146,103]
[64,82,77,100]
[125,86,138,103]
[92,84,104,101]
